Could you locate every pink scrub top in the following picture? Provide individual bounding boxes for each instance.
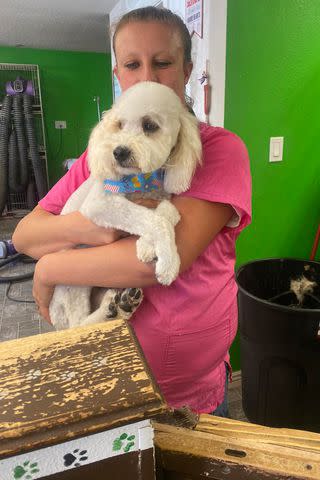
[39,123,252,413]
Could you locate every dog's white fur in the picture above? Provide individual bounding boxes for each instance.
[49,81,202,330]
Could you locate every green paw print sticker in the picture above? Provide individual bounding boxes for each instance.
[112,433,135,453]
[14,461,40,479]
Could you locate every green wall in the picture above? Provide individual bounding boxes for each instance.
[225,0,320,370]
[0,46,112,185]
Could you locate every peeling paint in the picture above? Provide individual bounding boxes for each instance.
[0,321,166,457]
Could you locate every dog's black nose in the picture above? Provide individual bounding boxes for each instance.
[113,145,131,165]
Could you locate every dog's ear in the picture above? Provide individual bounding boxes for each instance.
[87,109,120,178]
[99,108,120,131]
[164,110,202,194]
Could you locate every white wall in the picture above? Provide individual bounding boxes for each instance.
[188,0,227,126]
[209,0,227,126]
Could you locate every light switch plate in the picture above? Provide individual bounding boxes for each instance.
[269,136,284,162]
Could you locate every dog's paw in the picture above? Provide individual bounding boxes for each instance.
[156,201,180,226]
[136,235,155,263]
[119,288,143,317]
[106,288,143,320]
[155,253,180,286]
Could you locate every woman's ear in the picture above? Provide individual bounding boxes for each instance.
[184,62,193,85]
[113,65,119,82]
[164,109,202,194]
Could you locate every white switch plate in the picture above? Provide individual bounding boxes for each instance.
[55,120,66,129]
[269,136,284,162]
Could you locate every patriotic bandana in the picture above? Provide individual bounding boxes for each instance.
[103,169,164,194]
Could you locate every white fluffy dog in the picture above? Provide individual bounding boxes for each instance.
[49,81,202,330]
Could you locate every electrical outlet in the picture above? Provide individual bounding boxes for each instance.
[55,120,66,129]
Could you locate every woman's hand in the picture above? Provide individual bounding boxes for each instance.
[65,211,124,246]
[33,258,55,324]
[65,201,160,246]
[132,198,160,209]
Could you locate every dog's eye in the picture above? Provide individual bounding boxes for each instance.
[117,120,123,130]
[142,117,159,134]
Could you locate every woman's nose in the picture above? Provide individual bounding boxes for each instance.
[140,66,158,82]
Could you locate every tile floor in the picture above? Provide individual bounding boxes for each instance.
[0,214,247,421]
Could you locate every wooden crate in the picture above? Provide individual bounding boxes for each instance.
[0,320,167,479]
[154,414,320,479]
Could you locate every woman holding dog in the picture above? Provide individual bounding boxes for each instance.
[13,7,251,416]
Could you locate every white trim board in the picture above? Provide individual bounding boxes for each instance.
[0,419,153,480]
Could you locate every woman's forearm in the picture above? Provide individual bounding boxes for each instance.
[12,206,74,259]
[12,206,120,260]
[36,236,157,289]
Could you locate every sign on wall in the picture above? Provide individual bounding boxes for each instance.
[185,0,203,38]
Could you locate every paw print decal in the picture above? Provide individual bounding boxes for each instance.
[59,371,76,381]
[13,461,39,479]
[26,369,41,381]
[113,433,135,453]
[91,356,108,368]
[63,449,88,467]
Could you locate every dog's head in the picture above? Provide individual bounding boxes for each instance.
[87,81,202,194]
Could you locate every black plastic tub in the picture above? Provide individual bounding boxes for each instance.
[236,258,320,432]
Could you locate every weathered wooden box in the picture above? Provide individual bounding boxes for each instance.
[3,318,319,480]
[154,415,320,479]
[0,320,167,479]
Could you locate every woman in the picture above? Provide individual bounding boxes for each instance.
[13,7,251,415]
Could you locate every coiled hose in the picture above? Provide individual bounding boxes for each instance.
[23,94,48,199]
[0,254,35,305]
[9,94,29,193]
[0,95,12,215]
